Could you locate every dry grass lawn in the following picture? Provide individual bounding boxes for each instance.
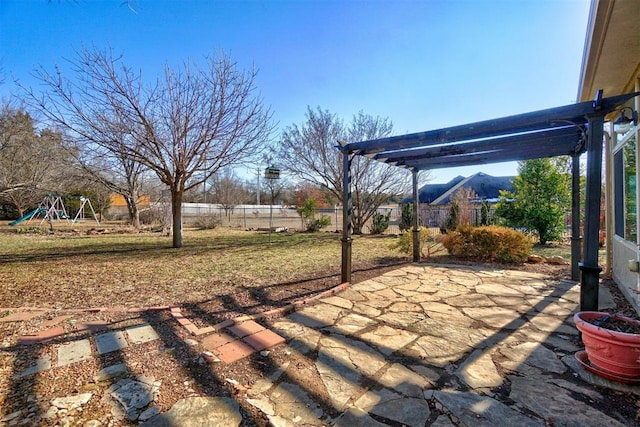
[0,225,408,310]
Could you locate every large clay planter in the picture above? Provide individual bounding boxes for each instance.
[574,311,640,378]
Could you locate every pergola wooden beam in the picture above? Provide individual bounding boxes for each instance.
[338,90,640,313]
[372,126,581,163]
[346,92,637,156]
[396,135,583,170]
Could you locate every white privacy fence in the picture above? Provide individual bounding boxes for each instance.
[111,202,572,237]
[177,204,495,235]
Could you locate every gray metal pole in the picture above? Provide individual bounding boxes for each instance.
[341,151,353,284]
[257,167,261,205]
[580,114,605,311]
[412,170,420,262]
[571,153,582,281]
[269,190,273,243]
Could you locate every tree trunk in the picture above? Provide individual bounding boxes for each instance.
[352,209,364,234]
[133,208,140,229]
[171,190,183,248]
[125,197,140,229]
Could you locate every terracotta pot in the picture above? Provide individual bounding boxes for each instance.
[574,311,640,378]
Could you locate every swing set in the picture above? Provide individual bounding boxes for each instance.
[8,194,100,227]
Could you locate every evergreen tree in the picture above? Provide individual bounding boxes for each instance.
[399,203,413,232]
[496,158,570,244]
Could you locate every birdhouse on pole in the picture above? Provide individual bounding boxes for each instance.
[264,166,280,180]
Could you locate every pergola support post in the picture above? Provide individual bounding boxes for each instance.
[334,92,639,297]
[341,151,353,284]
[571,153,582,281]
[580,113,605,311]
[412,170,420,262]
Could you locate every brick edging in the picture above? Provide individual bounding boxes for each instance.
[8,282,353,342]
[171,282,352,335]
[236,281,352,323]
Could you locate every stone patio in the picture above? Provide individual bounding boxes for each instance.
[236,263,633,427]
[3,263,640,426]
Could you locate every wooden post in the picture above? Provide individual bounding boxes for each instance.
[580,113,605,311]
[341,151,353,284]
[412,170,420,262]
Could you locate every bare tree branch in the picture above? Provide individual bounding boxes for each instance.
[0,106,75,215]
[20,47,274,247]
[278,107,411,233]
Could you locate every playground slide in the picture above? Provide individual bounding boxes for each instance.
[8,208,44,226]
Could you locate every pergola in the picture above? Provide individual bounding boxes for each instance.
[338,90,639,312]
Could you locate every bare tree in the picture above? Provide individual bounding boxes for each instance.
[0,106,72,216]
[210,167,246,218]
[278,107,411,233]
[83,179,112,222]
[21,47,274,247]
[263,175,287,206]
[450,187,477,227]
[72,143,149,228]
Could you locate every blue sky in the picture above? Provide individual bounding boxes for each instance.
[0,0,590,183]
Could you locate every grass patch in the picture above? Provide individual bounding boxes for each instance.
[532,242,606,265]
[0,227,407,309]
[531,244,571,259]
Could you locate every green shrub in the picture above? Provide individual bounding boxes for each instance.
[495,158,570,244]
[441,224,532,264]
[307,215,331,232]
[297,198,330,232]
[296,199,317,225]
[390,226,445,259]
[442,201,459,232]
[399,203,413,232]
[480,201,492,226]
[369,211,391,234]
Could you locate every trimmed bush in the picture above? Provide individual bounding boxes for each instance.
[442,201,459,232]
[441,224,532,264]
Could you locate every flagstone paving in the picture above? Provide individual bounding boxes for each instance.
[2,263,637,426]
[247,264,631,427]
